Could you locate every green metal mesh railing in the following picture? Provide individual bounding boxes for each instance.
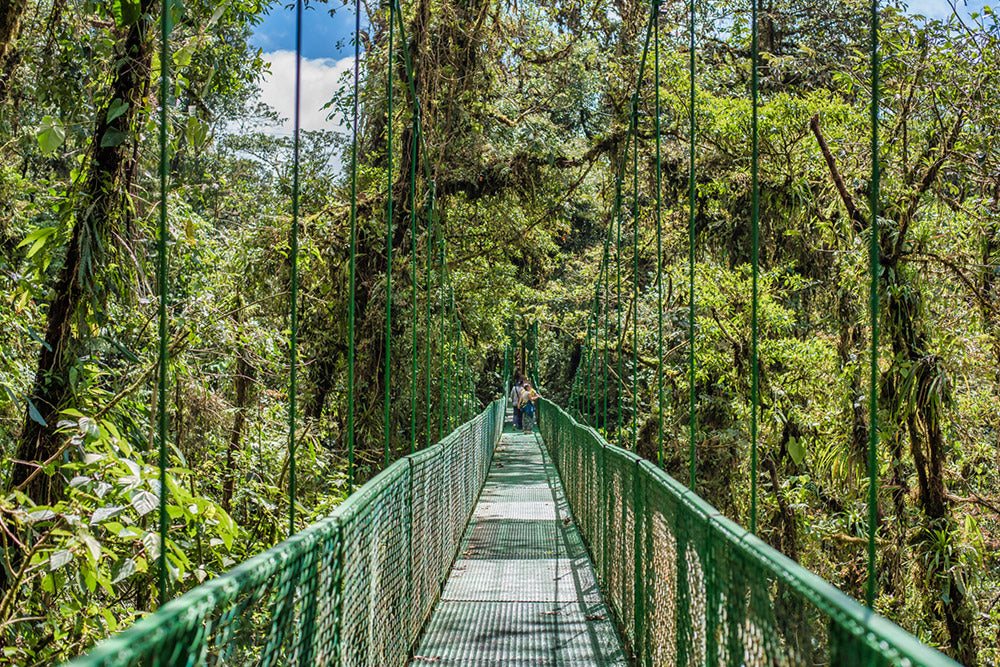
[538,399,962,667]
[65,399,504,667]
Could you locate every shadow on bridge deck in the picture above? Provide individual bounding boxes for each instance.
[410,428,628,666]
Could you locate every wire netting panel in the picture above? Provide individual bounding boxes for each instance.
[538,399,962,667]
[67,400,503,667]
[338,463,410,666]
[409,443,446,642]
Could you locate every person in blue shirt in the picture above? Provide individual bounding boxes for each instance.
[519,383,541,432]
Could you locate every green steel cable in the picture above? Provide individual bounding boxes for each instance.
[535,323,540,382]
[616,178,623,443]
[392,1,433,182]
[437,237,445,439]
[461,342,470,419]
[626,14,656,447]
[288,0,303,534]
[586,329,594,425]
[156,0,173,608]
[425,181,435,449]
[451,294,457,429]
[591,317,599,424]
[654,0,664,469]
[603,227,611,431]
[383,0,395,469]
[580,366,586,422]
[409,121,418,454]
[594,239,608,429]
[631,93,639,453]
[572,359,579,418]
[750,0,760,534]
[866,0,881,609]
[388,0,436,444]
[607,15,654,446]
[687,0,697,491]
[347,0,361,485]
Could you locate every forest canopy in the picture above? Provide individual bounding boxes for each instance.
[1,0,998,664]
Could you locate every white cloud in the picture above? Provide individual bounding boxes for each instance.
[257,50,354,135]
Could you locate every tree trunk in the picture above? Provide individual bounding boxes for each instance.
[223,350,254,512]
[883,258,979,665]
[0,0,26,101]
[10,1,158,503]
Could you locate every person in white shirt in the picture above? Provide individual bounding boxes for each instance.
[509,376,525,429]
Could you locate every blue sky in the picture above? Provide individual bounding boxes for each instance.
[250,1,359,60]
[907,0,988,18]
[248,0,990,136]
[250,0,990,61]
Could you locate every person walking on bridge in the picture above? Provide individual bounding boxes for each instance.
[520,382,541,432]
[509,375,525,430]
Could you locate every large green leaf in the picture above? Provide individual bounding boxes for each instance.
[100,126,128,148]
[36,116,65,155]
[111,0,141,27]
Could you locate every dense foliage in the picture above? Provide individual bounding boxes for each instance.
[1,0,998,664]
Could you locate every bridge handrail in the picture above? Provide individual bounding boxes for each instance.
[538,398,961,667]
[66,398,505,667]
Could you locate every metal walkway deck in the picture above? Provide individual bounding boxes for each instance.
[410,428,628,665]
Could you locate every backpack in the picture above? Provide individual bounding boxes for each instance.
[519,390,533,409]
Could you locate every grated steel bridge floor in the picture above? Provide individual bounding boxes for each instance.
[410,425,628,666]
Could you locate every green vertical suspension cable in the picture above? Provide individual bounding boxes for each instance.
[383,0,395,468]
[631,94,639,452]
[587,323,595,424]
[409,121,418,453]
[603,227,611,431]
[437,237,445,438]
[580,329,588,423]
[347,0,361,485]
[425,181,435,448]
[156,0,173,608]
[288,0,303,534]
[749,0,760,535]
[594,241,607,429]
[687,0,697,491]
[616,177,623,443]
[587,313,601,428]
[654,0,664,468]
[461,341,469,419]
[866,0,881,609]
[450,291,456,429]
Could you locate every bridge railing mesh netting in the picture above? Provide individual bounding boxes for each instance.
[67,399,504,667]
[538,399,960,667]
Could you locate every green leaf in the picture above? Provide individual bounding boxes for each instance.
[111,0,141,27]
[27,399,47,427]
[130,490,158,516]
[787,436,806,465]
[37,116,65,155]
[100,127,128,148]
[18,227,57,257]
[141,532,161,559]
[173,44,195,69]
[111,557,137,584]
[81,534,101,563]
[49,549,73,571]
[91,505,125,524]
[207,0,232,28]
[106,98,129,123]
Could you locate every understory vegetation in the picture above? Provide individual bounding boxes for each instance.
[1,0,998,664]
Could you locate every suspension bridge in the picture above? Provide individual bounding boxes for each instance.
[46,0,970,663]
